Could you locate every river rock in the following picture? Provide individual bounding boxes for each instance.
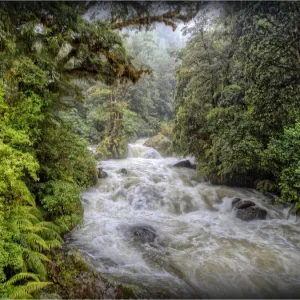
[121,168,128,174]
[232,199,267,221]
[49,248,149,299]
[142,148,161,159]
[235,200,255,210]
[173,160,196,170]
[97,167,108,178]
[236,206,267,221]
[232,198,241,207]
[129,224,158,244]
[144,135,172,156]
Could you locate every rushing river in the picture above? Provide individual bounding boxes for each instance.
[67,139,300,298]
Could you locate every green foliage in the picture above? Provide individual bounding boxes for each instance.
[37,124,96,188]
[174,2,300,206]
[3,280,53,299]
[0,204,61,298]
[0,83,62,296]
[159,121,174,140]
[35,122,97,230]
[41,181,82,231]
[0,2,199,297]
[95,102,133,160]
[261,122,300,213]
[0,1,137,296]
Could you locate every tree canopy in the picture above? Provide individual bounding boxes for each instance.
[174,2,300,210]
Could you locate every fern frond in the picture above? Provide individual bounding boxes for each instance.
[23,292,33,299]
[8,282,52,299]
[11,206,41,225]
[15,206,43,223]
[46,239,62,249]
[32,225,63,242]
[4,272,40,287]
[3,242,27,272]
[11,218,33,229]
[38,221,61,233]
[30,251,51,263]
[26,251,47,280]
[22,233,50,251]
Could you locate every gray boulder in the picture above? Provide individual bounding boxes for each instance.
[129,224,158,244]
[144,135,172,156]
[235,200,255,210]
[50,248,147,299]
[232,198,267,221]
[232,198,241,207]
[142,148,162,159]
[97,167,108,178]
[173,160,196,170]
[236,206,267,221]
[120,168,128,174]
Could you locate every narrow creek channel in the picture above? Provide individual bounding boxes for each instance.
[66,139,300,298]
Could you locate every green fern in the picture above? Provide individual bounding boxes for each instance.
[3,272,40,287]
[24,250,48,281]
[22,233,50,252]
[1,204,62,297]
[1,272,52,299]
[8,281,52,299]
[46,239,63,249]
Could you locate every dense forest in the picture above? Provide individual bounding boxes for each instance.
[0,1,299,299]
[174,2,300,211]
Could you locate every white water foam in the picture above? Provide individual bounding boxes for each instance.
[67,139,300,298]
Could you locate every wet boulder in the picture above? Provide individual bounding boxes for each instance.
[49,248,147,299]
[235,200,255,210]
[120,168,128,174]
[232,198,267,221]
[144,135,172,157]
[232,198,241,207]
[97,167,108,178]
[129,224,158,244]
[236,206,267,221]
[142,148,162,159]
[173,160,196,170]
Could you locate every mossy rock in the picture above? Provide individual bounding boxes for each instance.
[144,134,172,157]
[47,248,151,299]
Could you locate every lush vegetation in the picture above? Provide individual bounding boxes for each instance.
[174,2,300,212]
[0,1,199,297]
[0,2,143,297]
[1,1,299,297]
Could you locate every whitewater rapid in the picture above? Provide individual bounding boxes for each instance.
[67,139,300,298]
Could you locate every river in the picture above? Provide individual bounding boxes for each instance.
[67,139,300,298]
